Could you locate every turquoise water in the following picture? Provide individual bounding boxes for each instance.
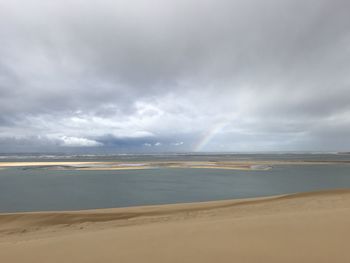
[1,163,350,212]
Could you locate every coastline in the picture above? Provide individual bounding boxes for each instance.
[1,189,350,262]
[1,160,349,171]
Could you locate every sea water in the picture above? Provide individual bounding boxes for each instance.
[1,153,350,212]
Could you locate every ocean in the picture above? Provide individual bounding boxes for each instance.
[1,153,350,212]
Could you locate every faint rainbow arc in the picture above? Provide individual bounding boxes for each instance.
[193,122,227,152]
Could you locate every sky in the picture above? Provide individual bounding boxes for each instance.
[0,0,350,153]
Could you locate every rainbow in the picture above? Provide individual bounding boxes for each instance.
[193,122,227,152]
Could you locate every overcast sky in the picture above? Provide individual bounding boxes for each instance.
[0,0,349,153]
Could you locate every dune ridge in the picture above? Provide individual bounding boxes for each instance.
[0,189,347,230]
[1,189,350,262]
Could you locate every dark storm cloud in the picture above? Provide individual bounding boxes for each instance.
[0,0,350,152]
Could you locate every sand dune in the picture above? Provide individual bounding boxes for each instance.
[1,189,350,262]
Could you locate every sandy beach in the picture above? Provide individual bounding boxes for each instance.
[1,160,348,171]
[0,161,269,170]
[1,189,350,262]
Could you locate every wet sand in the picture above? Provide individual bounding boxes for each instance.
[1,189,350,262]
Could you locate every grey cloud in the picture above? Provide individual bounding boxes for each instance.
[0,0,350,152]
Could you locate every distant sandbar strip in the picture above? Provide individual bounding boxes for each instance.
[0,160,348,171]
[0,161,270,171]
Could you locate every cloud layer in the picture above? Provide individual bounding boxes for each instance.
[0,0,350,152]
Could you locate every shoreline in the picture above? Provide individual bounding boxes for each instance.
[1,188,350,262]
[0,188,349,229]
[0,188,347,216]
[0,160,349,171]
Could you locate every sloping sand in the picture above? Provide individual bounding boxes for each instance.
[1,189,350,262]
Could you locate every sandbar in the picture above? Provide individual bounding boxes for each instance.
[1,159,341,170]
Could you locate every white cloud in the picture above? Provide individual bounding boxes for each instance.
[59,136,102,147]
[172,142,184,146]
